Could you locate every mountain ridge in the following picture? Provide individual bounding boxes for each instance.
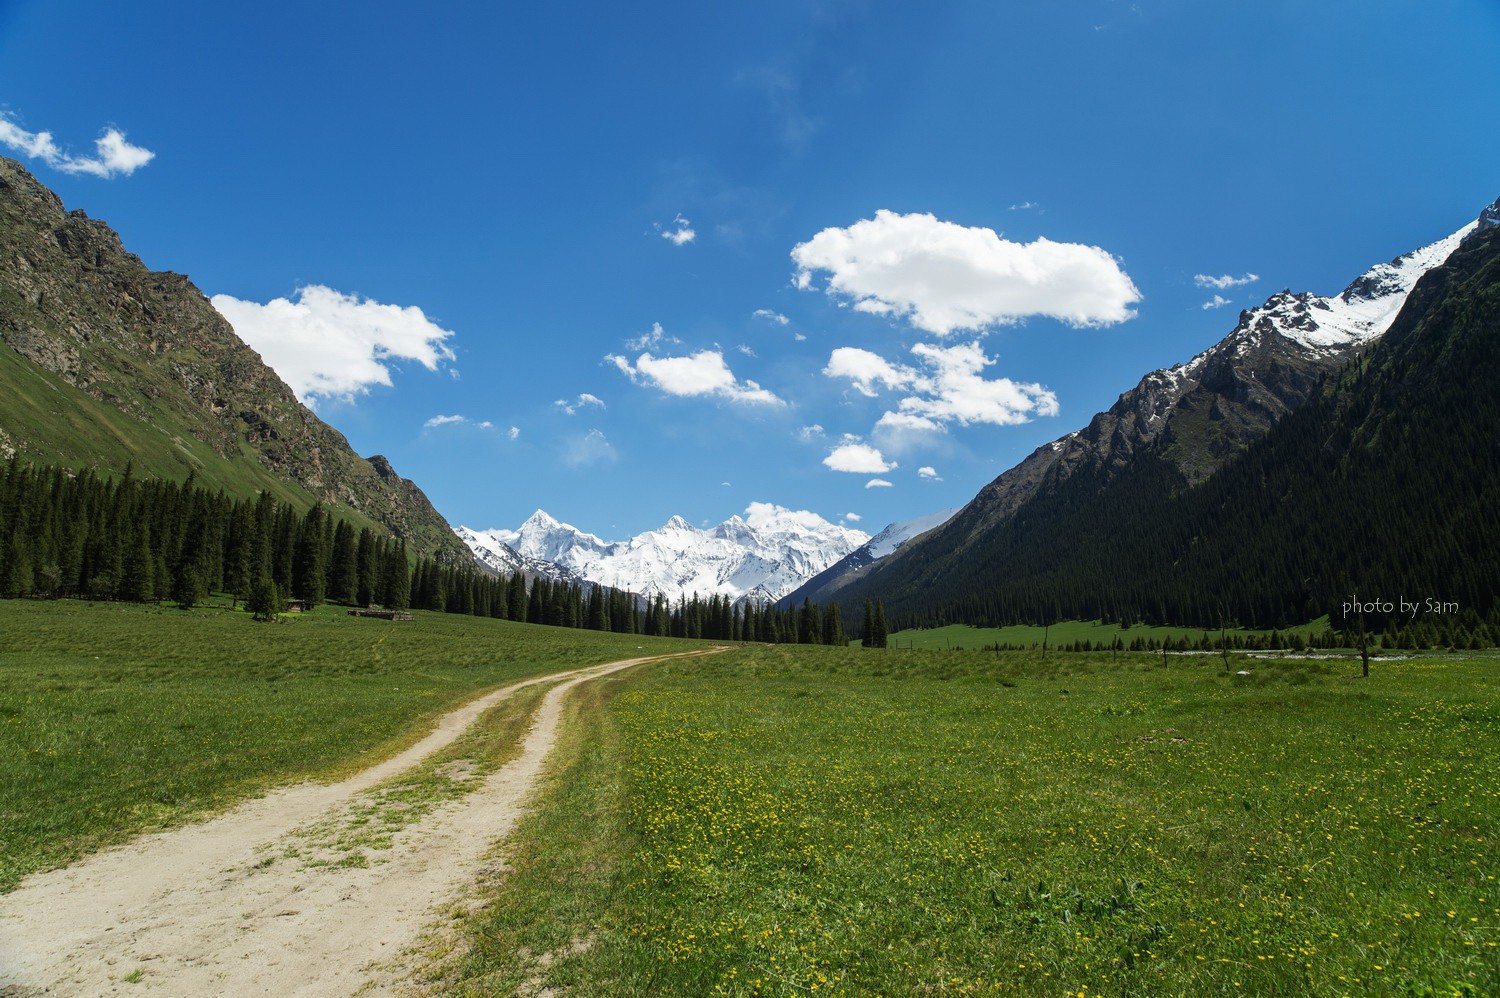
[790,204,1486,614]
[459,504,869,605]
[0,155,469,562]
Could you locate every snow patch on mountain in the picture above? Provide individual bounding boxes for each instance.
[457,503,869,604]
[1227,221,1477,356]
[866,508,961,559]
[1119,219,1477,432]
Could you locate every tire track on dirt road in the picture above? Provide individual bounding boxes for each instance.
[0,648,722,996]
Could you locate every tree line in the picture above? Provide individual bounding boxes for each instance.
[0,460,869,645]
[0,462,411,608]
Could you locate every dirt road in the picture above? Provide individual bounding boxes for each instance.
[0,649,714,995]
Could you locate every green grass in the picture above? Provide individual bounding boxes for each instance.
[0,598,699,892]
[425,644,1499,996]
[890,616,1333,651]
[0,340,404,547]
[0,341,319,511]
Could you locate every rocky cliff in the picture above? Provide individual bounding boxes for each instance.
[0,155,468,562]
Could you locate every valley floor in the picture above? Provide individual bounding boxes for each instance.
[2,603,1496,996]
[0,648,721,994]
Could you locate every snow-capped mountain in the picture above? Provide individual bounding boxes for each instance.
[786,208,1483,609]
[865,508,962,559]
[1131,220,1478,429]
[452,524,588,583]
[780,507,959,606]
[1023,216,1482,490]
[458,503,870,604]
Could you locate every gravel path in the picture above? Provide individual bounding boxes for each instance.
[0,649,716,996]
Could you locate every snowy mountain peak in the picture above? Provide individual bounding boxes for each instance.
[865,508,961,560]
[1158,219,1477,390]
[1028,208,1483,485]
[506,510,615,568]
[458,503,870,605]
[1475,196,1500,236]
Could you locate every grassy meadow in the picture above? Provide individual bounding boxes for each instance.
[0,599,698,891]
[888,618,1333,651]
[5,601,1497,995]
[421,644,1498,997]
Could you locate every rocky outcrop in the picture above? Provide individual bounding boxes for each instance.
[0,155,469,562]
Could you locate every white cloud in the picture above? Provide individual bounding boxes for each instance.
[791,210,1141,335]
[737,344,756,357]
[1201,294,1233,310]
[0,114,155,178]
[625,321,681,352]
[824,341,1058,428]
[874,411,944,433]
[607,349,784,405]
[844,512,862,522]
[743,501,843,534]
[211,285,457,406]
[508,426,521,440]
[823,347,913,397]
[865,478,894,489]
[824,442,896,474]
[424,414,495,430]
[793,332,807,342]
[1194,272,1259,289]
[564,429,617,468]
[753,309,790,325]
[797,424,825,442]
[1008,201,1042,212]
[901,341,1058,425]
[659,213,696,246]
[918,466,942,481]
[554,393,605,415]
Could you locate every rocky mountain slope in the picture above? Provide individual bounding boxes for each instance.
[777,507,958,607]
[459,505,869,604]
[0,156,468,561]
[871,203,1500,630]
[792,203,1485,614]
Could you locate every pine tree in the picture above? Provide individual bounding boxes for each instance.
[1,532,34,598]
[120,526,155,602]
[293,504,328,605]
[328,520,358,603]
[385,540,411,610]
[870,599,889,648]
[248,577,283,621]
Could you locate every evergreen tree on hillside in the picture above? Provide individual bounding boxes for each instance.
[293,504,328,605]
[120,526,155,603]
[379,539,410,610]
[870,599,889,648]
[328,520,357,603]
[2,532,33,598]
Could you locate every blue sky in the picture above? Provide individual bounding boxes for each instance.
[3,1,1498,539]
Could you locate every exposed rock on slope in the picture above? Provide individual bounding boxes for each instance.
[790,210,1480,612]
[0,155,467,561]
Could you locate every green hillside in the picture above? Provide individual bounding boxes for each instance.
[0,339,334,513]
[0,156,467,562]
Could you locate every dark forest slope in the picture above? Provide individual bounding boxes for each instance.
[834,207,1500,632]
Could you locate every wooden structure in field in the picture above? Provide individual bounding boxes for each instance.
[348,608,415,621]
